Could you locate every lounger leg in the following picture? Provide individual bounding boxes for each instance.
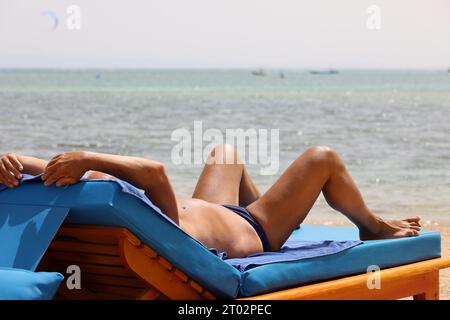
[413,270,439,300]
[137,288,162,300]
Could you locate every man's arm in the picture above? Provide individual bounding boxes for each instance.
[18,155,48,175]
[0,153,48,187]
[86,152,179,224]
[42,151,180,224]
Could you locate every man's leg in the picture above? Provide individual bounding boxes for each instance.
[192,144,260,206]
[246,146,421,250]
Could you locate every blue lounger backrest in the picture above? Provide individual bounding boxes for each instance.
[0,180,242,298]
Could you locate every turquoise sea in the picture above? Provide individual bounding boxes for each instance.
[1,69,449,222]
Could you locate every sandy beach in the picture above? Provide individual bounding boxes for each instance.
[305,219,450,299]
[436,225,450,300]
[425,224,450,300]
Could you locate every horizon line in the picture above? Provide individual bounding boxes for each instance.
[0,67,448,72]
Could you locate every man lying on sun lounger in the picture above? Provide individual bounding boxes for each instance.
[0,144,421,258]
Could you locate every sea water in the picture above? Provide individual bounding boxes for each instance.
[1,69,449,222]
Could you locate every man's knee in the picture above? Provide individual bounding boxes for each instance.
[211,143,236,155]
[209,144,241,165]
[304,146,342,168]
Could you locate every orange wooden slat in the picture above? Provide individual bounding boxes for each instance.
[38,259,134,278]
[45,251,122,266]
[120,238,204,300]
[69,263,134,277]
[413,270,440,300]
[142,245,158,259]
[82,273,146,287]
[174,269,189,283]
[189,280,204,294]
[56,284,101,300]
[49,241,118,256]
[56,225,140,246]
[158,256,175,271]
[138,288,163,300]
[86,283,145,299]
[202,291,216,300]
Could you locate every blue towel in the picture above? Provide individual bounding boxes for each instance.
[224,239,362,271]
[0,174,40,193]
[1,174,362,268]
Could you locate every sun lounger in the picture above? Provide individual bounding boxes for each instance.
[1,179,449,300]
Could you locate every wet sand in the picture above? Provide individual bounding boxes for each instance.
[304,219,450,300]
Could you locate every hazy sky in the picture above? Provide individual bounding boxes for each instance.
[1,0,449,69]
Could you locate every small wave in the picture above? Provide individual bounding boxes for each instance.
[54,142,105,149]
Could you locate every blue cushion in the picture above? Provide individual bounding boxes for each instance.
[239,225,441,296]
[0,267,63,300]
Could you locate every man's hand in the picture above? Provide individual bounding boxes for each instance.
[0,153,23,188]
[42,151,90,187]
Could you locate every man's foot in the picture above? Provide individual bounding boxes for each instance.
[359,216,421,240]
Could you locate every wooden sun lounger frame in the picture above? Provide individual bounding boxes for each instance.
[38,224,450,300]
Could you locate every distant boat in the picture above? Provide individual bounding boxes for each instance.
[310,69,339,75]
[251,69,266,76]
